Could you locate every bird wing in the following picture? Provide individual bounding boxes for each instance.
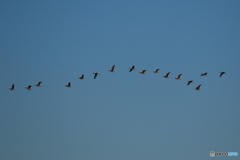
[143,70,146,73]
[94,74,97,79]
[220,72,224,77]
[12,84,14,89]
[187,81,192,85]
[166,72,170,76]
[68,82,71,86]
[111,65,115,71]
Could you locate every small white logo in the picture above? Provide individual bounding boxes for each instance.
[210,151,215,157]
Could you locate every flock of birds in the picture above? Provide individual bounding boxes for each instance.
[9,65,226,91]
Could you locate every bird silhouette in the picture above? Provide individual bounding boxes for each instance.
[219,72,226,77]
[129,65,136,72]
[93,73,100,79]
[35,82,42,87]
[175,74,182,80]
[109,65,115,72]
[195,84,202,91]
[139,70,146,74]
[9,84,15,91]
[25,85,32,91]
[201,72,208,76]
[163,72,170,78]
[153,69,160,73]
[187,80,194,86]
[65,82,71,88]
[78,74,85,80]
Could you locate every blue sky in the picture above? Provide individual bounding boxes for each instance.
[0,0,239,159]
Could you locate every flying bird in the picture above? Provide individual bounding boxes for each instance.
[9,84,15,91]
[219,72,226,77]
[175,74,182,80]
[35,82,42,87]
[187,80,194,86]
[163,72,170,78]
[78,74,85,80]
[139,70,146,74]
[93,73,100,79]
[153,69,160,73]
[65,82,71,88]
[129,65,136,72]
[109,65,115,72]
[25,85,32,91]
[201,72,208,76]
[195,84,202,91]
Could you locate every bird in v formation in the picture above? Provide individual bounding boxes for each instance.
[9,65,226,91]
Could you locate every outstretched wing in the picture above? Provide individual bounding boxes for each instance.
[220,72,225,77]
[197,85,201,89]
[94,73,97,79]
[129,66,134,72]
[187,81,192,86]
[111,65,115,71]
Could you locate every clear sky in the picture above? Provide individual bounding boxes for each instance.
[0,0,239,159]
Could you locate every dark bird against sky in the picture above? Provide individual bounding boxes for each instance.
[65,82,71,88]
[93,73,100,79]
[35,82,42,87]
[109,65,115,72]
[201,72,208,76]
[175,74,182,80]
[129,65,136,72]
[163,72,170,78]
[195,84,202,91]
[187,80,194,86]
[9,84,15,91]
[153,69,160,73]
[220,72,226,77]
[25,85,32,91]
[78,74,85,80]
[139,70,146,74]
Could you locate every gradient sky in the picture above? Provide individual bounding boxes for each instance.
[0,0,239,160]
